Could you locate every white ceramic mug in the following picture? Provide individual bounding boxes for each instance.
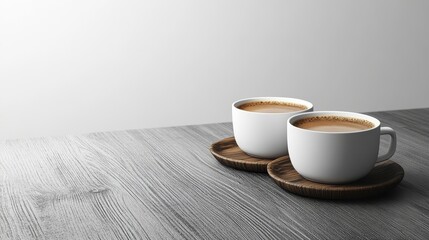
[232,97,313,159]
[287,111,397,184]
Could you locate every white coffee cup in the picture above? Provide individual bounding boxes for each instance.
[232,97,313,159]
[287,111,397,184]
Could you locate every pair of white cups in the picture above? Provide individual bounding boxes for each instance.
[232,97,397,184]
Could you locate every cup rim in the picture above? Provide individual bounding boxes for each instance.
[287,111,381,134]
[232,97,313,115]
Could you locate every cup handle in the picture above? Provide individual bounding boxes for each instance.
[377,127,397,163]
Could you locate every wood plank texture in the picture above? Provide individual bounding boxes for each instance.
[0,108,428,239]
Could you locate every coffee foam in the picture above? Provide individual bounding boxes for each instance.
[294,116,375,129]
[238,101,307,110]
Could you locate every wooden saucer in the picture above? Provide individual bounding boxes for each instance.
[267,156,404,200]
[210,137,276,173]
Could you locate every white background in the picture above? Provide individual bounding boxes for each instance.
[1,0,428,140]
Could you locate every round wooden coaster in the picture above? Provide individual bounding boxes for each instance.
[267,156,404,200]
[210,137,276,173]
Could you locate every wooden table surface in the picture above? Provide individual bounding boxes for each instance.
[0,108,428,239]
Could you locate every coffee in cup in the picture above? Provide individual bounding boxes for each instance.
[232,97,313,159]
[238,101,308,113]
[287,111,397,184]
[293,116,374,132]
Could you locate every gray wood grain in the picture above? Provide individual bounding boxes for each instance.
[0,108,428,239]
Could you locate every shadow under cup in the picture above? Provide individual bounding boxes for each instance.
[287,111,397,184]
[232,97,313,159]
